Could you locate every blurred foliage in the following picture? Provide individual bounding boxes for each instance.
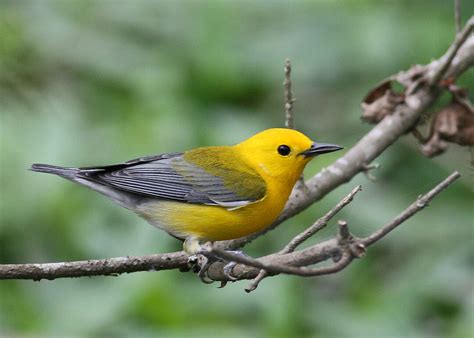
[0,0,473,337]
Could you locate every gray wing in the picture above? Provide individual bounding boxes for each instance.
[76,152,266,208]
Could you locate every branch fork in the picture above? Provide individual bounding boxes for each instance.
[209,172,460,292]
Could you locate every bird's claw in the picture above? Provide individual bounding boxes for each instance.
[188,250,217,284]
[189,248,250,284]
[187,255,201,273]
[197,256,215,284]
[223,261,238,281]
[221,250,250,281]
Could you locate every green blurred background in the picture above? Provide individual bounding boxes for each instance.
[1,1,473,337]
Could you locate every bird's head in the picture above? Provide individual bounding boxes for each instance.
[235,128,342,184]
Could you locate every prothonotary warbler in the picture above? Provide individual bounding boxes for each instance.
[31,128,342,277]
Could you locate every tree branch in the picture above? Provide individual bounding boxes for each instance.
[207,248,354,277]
[0,252,189,281]
[221,17,473,251]
[205,171,459,291]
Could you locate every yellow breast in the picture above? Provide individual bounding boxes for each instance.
[137,176,293,241]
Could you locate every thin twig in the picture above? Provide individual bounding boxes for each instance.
[283,58,308,193]
[361,171,461,246]
[284,58,296,129]
[245,269,267,293]
[429,16,473,86]
[337,220,351,241]
[282,185,362,253]
[362,163,380,181]
[454,0,461,34]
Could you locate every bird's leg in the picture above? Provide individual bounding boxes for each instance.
[187,255,199,272]
[185,237,204,273]
[196,255,217,284]
[186,254,205,273]
[187,253,217,284]
[198,243,253,281]
[184,238,217,283]
[185,238,251,283]
[198,249,253,282]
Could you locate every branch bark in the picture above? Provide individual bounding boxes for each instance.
[284,58,296,129]
[0,252,189,281]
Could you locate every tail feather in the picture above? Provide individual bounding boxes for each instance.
[30,163,79,179]
[30,163,141,210]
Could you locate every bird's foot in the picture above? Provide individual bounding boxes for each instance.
[197,254,218,284]
[187,254,215,284]
[189,245,251,284]
[187,255,201,273]
[221,250,250,281]
[223,261,238,281]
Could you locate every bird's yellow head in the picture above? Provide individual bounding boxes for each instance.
[235,128,342,185]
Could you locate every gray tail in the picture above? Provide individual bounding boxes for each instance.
[30,163,141,211]
[30,163,79,179]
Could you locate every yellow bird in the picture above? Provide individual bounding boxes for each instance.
[31,128,342,276]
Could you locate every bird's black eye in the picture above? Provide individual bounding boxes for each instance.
[277,145,291,156]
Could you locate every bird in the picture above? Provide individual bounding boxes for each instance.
[31,128,342,280]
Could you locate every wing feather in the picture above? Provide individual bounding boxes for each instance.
[76,151,266,208]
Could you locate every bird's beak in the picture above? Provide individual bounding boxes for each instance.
[299,142,343,158]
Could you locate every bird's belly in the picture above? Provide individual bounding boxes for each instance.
[136,197,286,241]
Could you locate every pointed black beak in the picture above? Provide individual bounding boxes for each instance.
[299,142,343,158]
